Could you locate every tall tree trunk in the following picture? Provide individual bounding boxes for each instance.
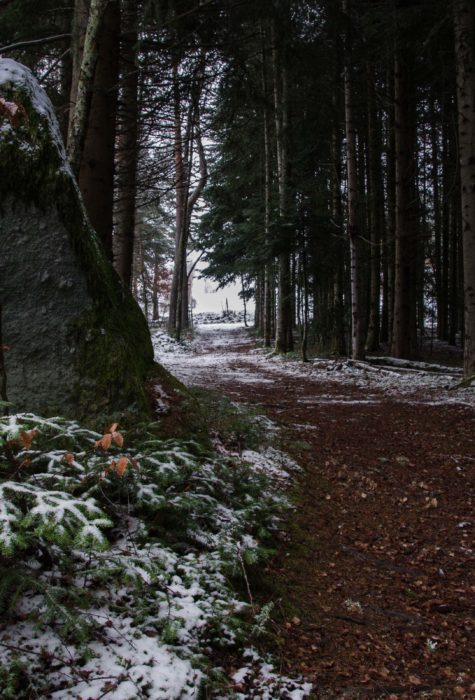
[168,58,207,339]
[430,98,443,340]
[135,224,148,320]
[168,59,186,335]
[454,0,475,378]
[366,64,383,351]
[440,108,452,340]
[301,246,309,362]
[391,50,418,358]
[181,122,207,330]
[115,0,139,287]
[0,305,8,410]
[273,34,293,354]
[331,67,347,355]
[343,0,365,360]
[262,26,273,348]
[78,0,119,259]
[67,0,109,178]
[449,194,461,345]
[383,66,396,347]
[152,258,160,323]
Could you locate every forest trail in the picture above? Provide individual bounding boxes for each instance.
[156,324,475,699]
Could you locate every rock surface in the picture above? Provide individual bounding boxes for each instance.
[0,59,154,419]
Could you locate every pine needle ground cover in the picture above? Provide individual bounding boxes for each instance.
[0,413,311,699]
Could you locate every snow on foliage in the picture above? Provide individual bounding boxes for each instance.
[0,480,111,554]
[0,413,311,698]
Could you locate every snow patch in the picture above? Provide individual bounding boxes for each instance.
[0,58,71,173]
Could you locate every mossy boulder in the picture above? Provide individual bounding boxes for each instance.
[0,59,155,420]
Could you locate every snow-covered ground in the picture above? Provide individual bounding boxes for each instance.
[0,375,312,699]
[153,323,475,407]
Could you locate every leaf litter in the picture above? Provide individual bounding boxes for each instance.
[154,321,474,699]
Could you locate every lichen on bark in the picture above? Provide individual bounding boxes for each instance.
[0,59,155,420]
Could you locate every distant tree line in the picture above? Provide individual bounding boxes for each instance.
[0,0,473,377]
[197,0,475,378]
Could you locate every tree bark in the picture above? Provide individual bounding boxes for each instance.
[454,0,475,378]
[168,57,207,339]
[273,31,294,354]
[67,0,109,178]
[382,66,396,347]
[78,0,119,259]
[391,50,418,359]
[262,26,274,348]
[0,305,8,410]
[343,0,365,360]
[366,64,383,351]
[440,106,452,340]
[181,122,207,329]
[152,258,160,322]
[115,0,139,287]
[168,59,186,335]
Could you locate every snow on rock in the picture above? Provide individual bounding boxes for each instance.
[152,326,191,355]
[193,310,251,325]
[0,58,70,170]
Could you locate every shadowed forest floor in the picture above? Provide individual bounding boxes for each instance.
[156,325,474,699]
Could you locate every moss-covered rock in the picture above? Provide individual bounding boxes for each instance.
[0,59,155,420]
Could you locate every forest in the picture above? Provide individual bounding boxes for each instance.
[0,0,474,698]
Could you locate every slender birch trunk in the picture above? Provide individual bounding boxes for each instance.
[67,0,109,177]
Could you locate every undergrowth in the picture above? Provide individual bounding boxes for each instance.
[0,412,311,699]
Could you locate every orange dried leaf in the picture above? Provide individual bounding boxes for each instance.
[112,431,124,448]
[64,452,75,464]
[95,433,112,450]
[20,429,37,449]
[115,456,129,477]
[107,423,119,434]
[101,433,112,450]
[130,457,139,471]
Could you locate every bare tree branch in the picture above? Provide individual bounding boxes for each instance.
[0,34,70,54]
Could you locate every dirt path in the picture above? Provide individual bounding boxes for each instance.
[158,326,475,699]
